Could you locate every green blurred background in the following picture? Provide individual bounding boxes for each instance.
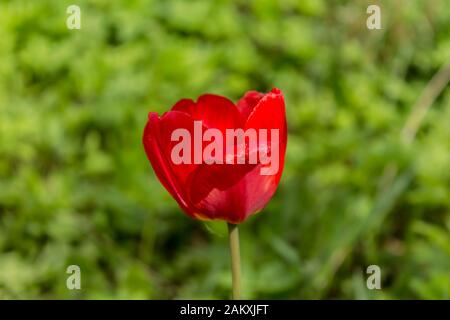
[0,0,449,299]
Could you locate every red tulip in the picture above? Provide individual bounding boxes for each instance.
[142,88,287,224]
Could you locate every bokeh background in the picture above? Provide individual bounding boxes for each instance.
[0,0,449,299]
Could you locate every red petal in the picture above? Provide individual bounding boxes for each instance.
[187,163,280,223]
[171,98,195,115]
[143,111,200,218]
[237,90,265,120]
[246,88,285,129]
[172,94,243,132]
[186,89,287,223]
[245,87,287,185]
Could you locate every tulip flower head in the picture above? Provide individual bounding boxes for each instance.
[143,88,287,224]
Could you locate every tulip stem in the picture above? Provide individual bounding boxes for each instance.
[227,222,241,300]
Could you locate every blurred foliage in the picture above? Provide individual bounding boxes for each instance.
[0,0,449,299]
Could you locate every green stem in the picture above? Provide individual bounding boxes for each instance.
[227,222,241,299]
